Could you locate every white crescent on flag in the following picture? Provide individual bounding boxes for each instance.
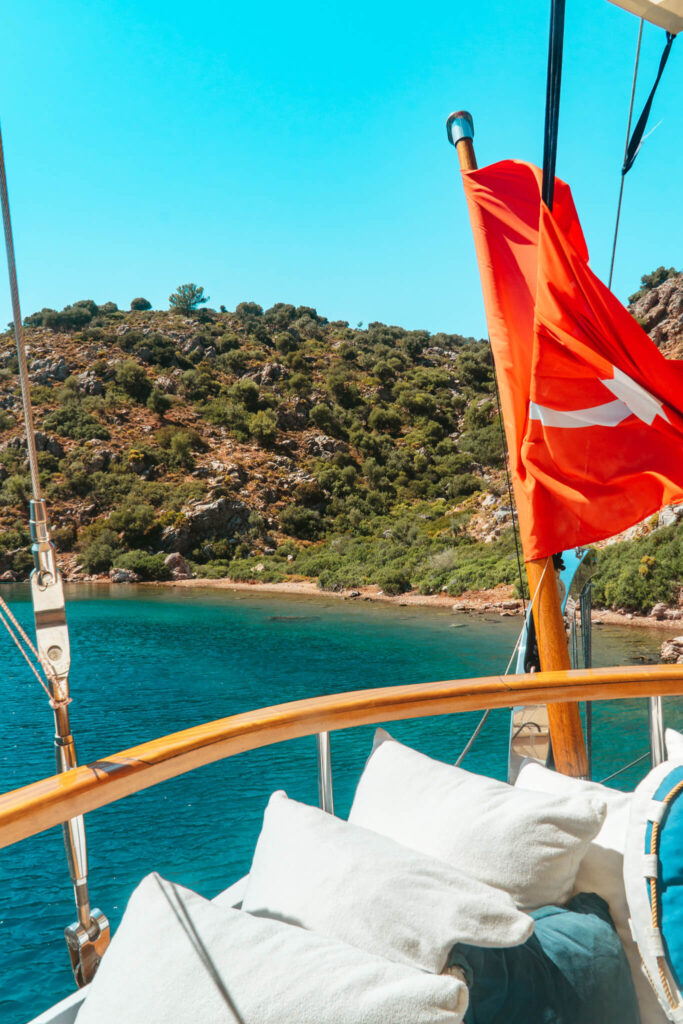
[528,366,670,429]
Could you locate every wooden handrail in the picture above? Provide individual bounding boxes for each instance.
[2,663,683,850]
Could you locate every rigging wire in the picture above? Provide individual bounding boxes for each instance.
[490,352,527,615]
[0,124,42,501]
[608,24,675,290]
[599,751,649,785]
[454,560,548,766]
[608,19,644,290]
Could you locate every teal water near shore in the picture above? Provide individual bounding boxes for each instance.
[0,584,677,1023]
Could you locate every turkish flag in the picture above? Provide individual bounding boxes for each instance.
[461,159,683,561]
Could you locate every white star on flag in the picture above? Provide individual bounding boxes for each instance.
[529,366,669,429]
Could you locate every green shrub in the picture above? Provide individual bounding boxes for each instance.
[115,549,171,580]
[147,388,172,416]
[263,303,296,329]
[279,504,322,539]
[592,524,683,612]
[448,473,483,500]
[80,528,120,573]
[0,473,30,507]
[230,378,259,411]
[130,297,152,311]
[0,522,30,553]
[217,332,240,353]
[115,360,151,401]
[224,558,288,583]
[249,408,277,446]
[169,433,195,469]
[455,344,494,392]
[376,566,411,595]
[121,331,178,368]
[203,397,250,440]
[275,332,297,355]
[398,390,437,419]
[42,303,93,331]
[217,349,247,374]
[368,405,402,434]
[11,548,33,575]
[181,368,217,401]
[285,372,311,396]
[306,404,332,432]
[108,504,157,545]
[189,559,233,579]
[52,524,77,551]
[43,395,109,440]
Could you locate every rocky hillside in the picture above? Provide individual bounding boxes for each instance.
[0,297,514,595]
[0,271,681,612]
[629,267,683,357]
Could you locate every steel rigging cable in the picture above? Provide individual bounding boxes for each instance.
[608,25,676,288]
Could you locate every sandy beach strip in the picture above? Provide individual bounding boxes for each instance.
[139,576,679,631]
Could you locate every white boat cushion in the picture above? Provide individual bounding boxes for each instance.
[242,791,534,973]
[348,729,606,910]
[75,873,468,1024]
[665,727,683,762]
[515,760,668,1024]
[212,874,248,909]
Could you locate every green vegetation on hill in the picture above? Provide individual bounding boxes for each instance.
[628,266,681,304]
[0,286,681,614]
[592,523,683,613]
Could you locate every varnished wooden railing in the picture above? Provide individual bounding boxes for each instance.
[2,663,683,850]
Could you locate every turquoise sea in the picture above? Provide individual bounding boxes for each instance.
[0,583,677,1023]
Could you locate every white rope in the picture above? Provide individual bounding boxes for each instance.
[0,590,67,707]
[0,589,41,662]
[454,559,550,766]
[0,603,53,701]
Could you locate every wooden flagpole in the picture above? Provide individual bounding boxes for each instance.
[448,110,589,778]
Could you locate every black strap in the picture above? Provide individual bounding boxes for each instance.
[541,0,566,210]
[623,32,675,175]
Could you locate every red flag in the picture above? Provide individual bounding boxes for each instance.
[462,159,683,561]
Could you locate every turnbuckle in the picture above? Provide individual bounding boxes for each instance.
[65,910,111,987]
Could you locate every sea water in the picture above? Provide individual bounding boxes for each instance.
[0,583,676,1023]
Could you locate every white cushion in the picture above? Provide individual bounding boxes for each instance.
[515,761,631,908]
[242,791,533,973]
[76,873,468,1024]
[515,761,666,1024]
[348,730,606,910]
[665,727,683,761]
[212,874,248,909]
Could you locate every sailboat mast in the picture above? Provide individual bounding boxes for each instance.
[448,112,588,778]
[0,124,110,983]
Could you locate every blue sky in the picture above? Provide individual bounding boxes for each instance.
[0,0,680,338]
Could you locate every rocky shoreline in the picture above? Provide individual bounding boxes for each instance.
[46,572,682,635]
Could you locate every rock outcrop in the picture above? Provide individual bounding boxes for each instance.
[630,272,683,357]
[161,497,251,554]
[661,636,683,664]
[109,567,140,583]
[164,552,194,579]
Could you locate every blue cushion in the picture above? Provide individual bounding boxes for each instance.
[651,766,683,992]
[449,892,640,1024]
